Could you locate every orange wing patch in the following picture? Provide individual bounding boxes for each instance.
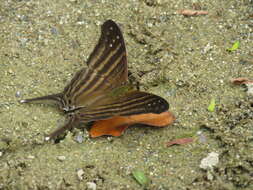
[89,111,175,137]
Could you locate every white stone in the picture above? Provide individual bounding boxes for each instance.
[246,84,253,96]
[57,156,66,161]
[27,155,35,159]
[200,152,219,170]
[77,169,84,180]
[87,182,96,190]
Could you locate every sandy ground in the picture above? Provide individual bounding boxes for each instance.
[0,0,252,189]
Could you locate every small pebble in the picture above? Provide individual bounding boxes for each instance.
[8,69,14,75]
[77,169,84,180]
[207,170,214,180]
[75,134,84,143]
[50,27,58,35]
[19,38,29,46]
[15,91,22,98]
[203,43,213,53]
[246,84,253,96]
[27,155,35,159]
[198,133,207,144]
[147,22,153,28]
[107,137,113,142]
[86,182,96,190]
[0,152,3,157]
[200,152,219,170]
[57,156,66,161]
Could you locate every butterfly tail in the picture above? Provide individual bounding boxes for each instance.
[20,93,64,105]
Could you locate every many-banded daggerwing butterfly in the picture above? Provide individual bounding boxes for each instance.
[20,20,175,140]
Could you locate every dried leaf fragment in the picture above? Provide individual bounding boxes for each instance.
[231,77,253,85]
[177,9,208,16]
[166,137,194,147]
[231,77,253,96]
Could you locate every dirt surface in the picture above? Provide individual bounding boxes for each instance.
[0,0,252,189]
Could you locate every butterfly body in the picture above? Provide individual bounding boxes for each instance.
[21,20,175,140]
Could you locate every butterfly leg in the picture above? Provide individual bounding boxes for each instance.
[46,115,79,140]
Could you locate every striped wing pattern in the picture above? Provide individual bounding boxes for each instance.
[20,20,171,140]
[62,20,128,109]
[77,91,169,123]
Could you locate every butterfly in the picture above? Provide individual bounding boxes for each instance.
[20,20,175,140]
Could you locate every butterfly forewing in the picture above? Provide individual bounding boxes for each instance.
[87,20,128,82]
[63,20,128,109]
[76,91,169,122]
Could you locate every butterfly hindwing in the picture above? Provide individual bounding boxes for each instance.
[47,91,170,140]
[76,91,169,122]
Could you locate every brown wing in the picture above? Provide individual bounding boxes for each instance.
[63,20,128,108]
[46,91,169,140]
[76,91,169,123]
[20,20,128,110]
